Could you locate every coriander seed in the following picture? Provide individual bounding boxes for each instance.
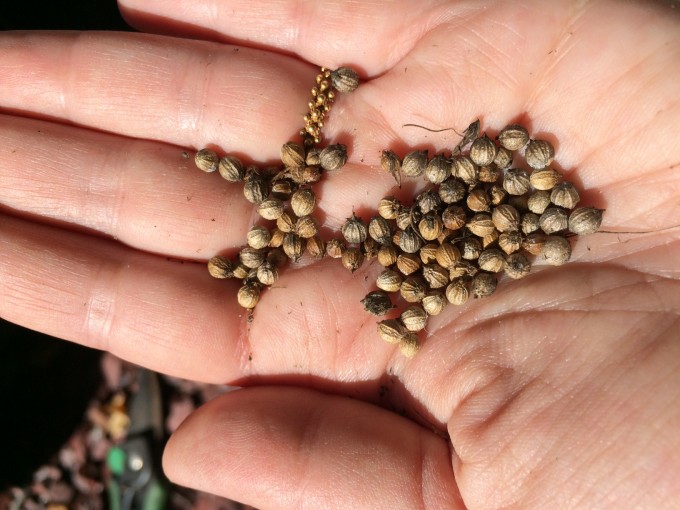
[452,155,478,185]
[402,150,428,178]
[237,284,261,309]
[376,269,403,293]
[195,148,219,173]
[381,149,401,186]
[439,178,467,204]
[280,141,306,168]
[471,272,497,298]
[341,246,364,272]
[469,134,498,166]
[295,215,319,238]
[283,233,305,262]
[422,292,447,315]
[550,182,580,209]
[425,154,452,184]
[493,146,513,169]
[377,244,398,266]
[400,276,427,303]
[467,213,497,237]
[530,167,561,191]
[319,144,348,171]
[504,252,531,279]
[377,319,406,344]
[247,225,272,250]
[467,188,491,212]
[218,155,245,182]
[368,216,393,245]
[258,198,285,220]
[378,197,402,220]
[503,168,531,195]
[256,261,279,286]
[326,238,346,259]
[361,290,394,316]
[290,188,316,217]
[399,332,420,358]
[239,247,265,269]
[422,263,449,289]
[521,212,541,235]
[478,248,506,273]
[492,204,521,232]
[342,213,368,244]
[445,279,469,305]
[498,231,522,255]
[568,207,603,235]
[401,305,428,332]
[396,253,421,275]
[442,205,467,230]
[497,124,529,151]
[207,255,234,279]
[330,67,360,93]
[307,235,326,259]
[435,243,461,269]
[542,235,571,265]
[525,139,555,169]
[418,212,444,241]
[539,207,569,234]
[398,226,423,254]
[527,190,551,214]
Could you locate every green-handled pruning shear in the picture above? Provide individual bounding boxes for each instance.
[106,368,168,510]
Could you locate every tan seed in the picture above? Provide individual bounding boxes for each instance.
[207,255,234,279]
[469,134,498,166]
[330,67,360,93]
[505,252,531,279]
[237,284,260,309]
[503,168,531,195]
[425,154,452,184]
[195,148,219,172]
[319,144,347,171]
[467,213,497,237]
[283,233,305,262]
[400,276,427,303]
[290,188,316,217]
[539,207,569,234]
[399,332,420,358]
[550,182,580,209]
[376,269,403,293]
[258,198,285,220]
[377,244,398,267]
[491,204,520,232]
[342,213,368,244]
[402,150,428,178]
[396,253,421,275]
[471,272,497,298]
[296,215,319,238]
[439,178,467,204]
[247,225,272,250]
[401,306,428,332]
[435,243,461,269]
[307,235,326,259]
[498,231,522,255]
[530,167,561,191]
[256,261,279,286]
[280,142,306,168]
[422,292,447,316]
[445,279,469,305]
[326,238,346,259]
[239,247,265,269]
[527,190,551,214]
[422,263,449,289]
[377,319,406,344]
[218,155,245,182]
[478,249,506,273]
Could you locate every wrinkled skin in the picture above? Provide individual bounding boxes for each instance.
[1,1,679,508]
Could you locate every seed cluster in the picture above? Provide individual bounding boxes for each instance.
[194,66,604,358]
[358,121,603,357]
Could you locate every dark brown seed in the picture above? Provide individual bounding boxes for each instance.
[458,236,483,260]
[361,290,394,316]
[243,169,269,204]
[416,189,442,214]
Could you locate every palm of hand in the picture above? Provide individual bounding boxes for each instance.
[1,1,678,508]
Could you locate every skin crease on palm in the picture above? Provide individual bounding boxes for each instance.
[0,0,679,507]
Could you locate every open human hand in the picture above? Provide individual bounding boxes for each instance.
[1,0,679,508]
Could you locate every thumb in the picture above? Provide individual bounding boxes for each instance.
[163,385,463,509]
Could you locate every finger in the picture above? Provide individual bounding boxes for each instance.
[163,386,464,510]
[0,213,246,381]
[0,114,254,257]
[0,31,314,157]
[118,0,457,73]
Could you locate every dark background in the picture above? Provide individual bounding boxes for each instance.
[1,0,133,488]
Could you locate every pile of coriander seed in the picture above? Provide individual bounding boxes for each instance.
[192,66,603,358]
